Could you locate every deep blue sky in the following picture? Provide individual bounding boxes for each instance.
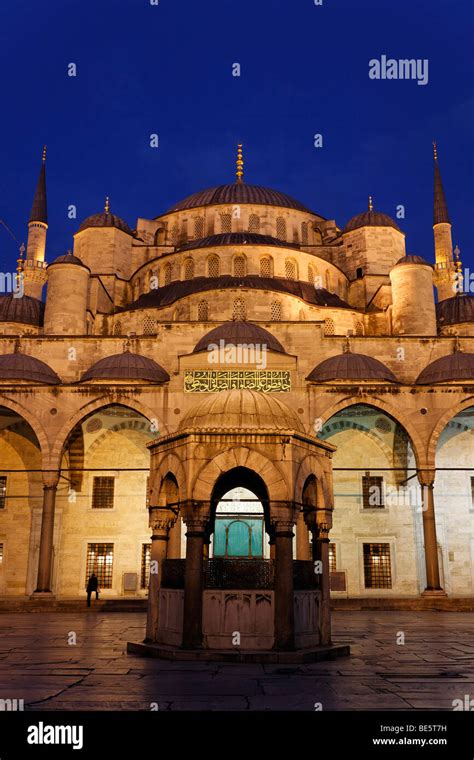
[0,0,472,276]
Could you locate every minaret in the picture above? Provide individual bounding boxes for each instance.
[432,142,456,301]
[24,146,48,299]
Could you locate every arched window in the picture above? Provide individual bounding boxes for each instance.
[163,263,172,285]
[220,213,232,233]
[307,265,315,284]
[285,259,297,280]
[184,258,194,280]
[170,223,179,246]
[248,214,260,233]
[233,255,246,277]
[355,321,364,336]
[324,318,335,336]
[194,216,205,239]
[198,300,209,321]
[113,321,121,336]
[276,216,287,240]
[143,316,155,335]
[260,257,272,277]
[233,298,246,320]
[301,222,309,245]
[133,278,140,299]
[180,219,188,243]
[271,301,282,321]
[208,255,220,278]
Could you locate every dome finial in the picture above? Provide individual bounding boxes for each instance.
[105,196,110,213]
[454,244,463,293]
[368,195,374,212]
[433,140,438,161]
[42,145,47,163]
[236,143,244,183]
[16,242,25,288]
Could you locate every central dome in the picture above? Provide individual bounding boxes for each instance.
[165,184,314,214]
[179,389,304,433]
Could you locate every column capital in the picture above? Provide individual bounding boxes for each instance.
[148,506,177,536]
[417,470,435,488]
[181,500,211,531]
[42,471,60,489]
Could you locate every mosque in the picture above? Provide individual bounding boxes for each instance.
[0,143,473,653]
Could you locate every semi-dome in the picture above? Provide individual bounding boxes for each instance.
[165,184,315,214]
[344,209,401,233]
[416,351,474,384]
[179,388,304,433]
[437,294,474,326]
[0,353,60,384]
[49,251,89,268]
[0,294,44,326]
[307,352,398,383]
[177,232,300,252]
[77,200,133,236]
[393,254,432,267]
[81,351,169,383]
[193,321,285,355]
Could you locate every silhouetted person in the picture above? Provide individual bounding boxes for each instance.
[86,573,99,607]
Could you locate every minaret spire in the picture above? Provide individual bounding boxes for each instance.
[235,143,244,183]
[29,145,48,224]
[433,141,450,225]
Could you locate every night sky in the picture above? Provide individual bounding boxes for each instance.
[0,0,472,276]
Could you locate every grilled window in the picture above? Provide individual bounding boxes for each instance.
[328,542,336,572]
[307,265,315,284]
[233,298,246,321]
[208,256,220,278]
[248,214,260,233]
[233,256,246,277]
[163,263,172,285]
[260,257,271,277]
[363,543,392,589]
[184,258,194,280]
[220,213,232,233]
[92,477,115,509]
[324,318,335,336]
[285,259,296,280]
[355,321,364,336]
[198,300,209,321]
[143,316,155,335]
[141,544,151,589]
[271,301,282,321]
[301,222,309,245]
[0,477,6,509]
[194,217,205,239]
[113,321,122,336]
[170,223,179,245]
[86,543,114,589]
[362,473,384,508]
[276,217,286,240]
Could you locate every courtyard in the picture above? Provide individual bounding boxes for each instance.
[0,611,472,711]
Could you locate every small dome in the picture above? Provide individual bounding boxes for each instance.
[307,352,398,383]
[77,211,132,236]
[416,351,474,384]
[437,294,474,326]
[344,209,401,233]
[193,321,285,355]
[166,184,315,214]
[49,252,89,269]
[177,232,300,252]
[179,389,304,433]
[0,294,44,326]
[0,353,60,384]
[393,255,432,267]
[81,350,169,383]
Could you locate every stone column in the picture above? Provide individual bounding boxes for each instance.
[167,516,181,559]
[273,515,296,651]
[418,471,444,594]
[296,510,311,560]
[182,512,208,649]
[145,508,177,642]
[34,471,60,593]
[306,505,333,646]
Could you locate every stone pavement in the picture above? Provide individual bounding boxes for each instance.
[0,611,473,710]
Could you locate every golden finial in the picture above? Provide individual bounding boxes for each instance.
[368,195,374,212]
[42,145,47,162]
[236,144,244,183]
[16,242,25,287]
[433,141,438,161]
[454,244,463,292]
[105,196,110,213]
